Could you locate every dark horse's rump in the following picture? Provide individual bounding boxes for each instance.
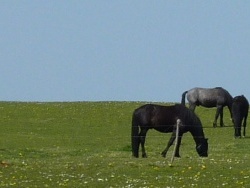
[232,95,249,138]
[181,87,233,127]
[131,104,208,158]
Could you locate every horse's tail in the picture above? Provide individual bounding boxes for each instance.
[181,91,188,105]
[131,111,140,158]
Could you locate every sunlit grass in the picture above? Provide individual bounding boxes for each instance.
[0,102,249,187]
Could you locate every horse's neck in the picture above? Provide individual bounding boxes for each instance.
[190,128,205,144]
[227,103,233,116]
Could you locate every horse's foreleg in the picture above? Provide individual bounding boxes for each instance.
[234,128,239,138]
[161,138,174,158]
[235,127,242,138]
[214,106,223,127]
[161,131,182,157]
[139,129,148,158]
[174,134,183,157]
[234,121,242,138]
[189,104,196,111]
[219,108,224,127]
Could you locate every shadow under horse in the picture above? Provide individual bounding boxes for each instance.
[182,87,233,127]
[232,95,249,138]
[131,104,208,158]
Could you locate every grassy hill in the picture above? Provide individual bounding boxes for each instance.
[0,101,249,187]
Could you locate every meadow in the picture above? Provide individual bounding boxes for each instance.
[0,101,249,187]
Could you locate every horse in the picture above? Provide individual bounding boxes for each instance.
[181,87,233,127]
[232,95,249,138]
[131,104,208,158]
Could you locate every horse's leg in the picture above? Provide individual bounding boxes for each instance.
[237,124,242,138]
[173,134,183,157]
[213,106,223,127]
[189,103,196,111]
[243,115,247,137]
[234,123,241,138]
[219,107,224,127]
[161,131,179,158]
[139,129,148,158]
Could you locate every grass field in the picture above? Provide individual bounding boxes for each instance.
[0,101,249,187]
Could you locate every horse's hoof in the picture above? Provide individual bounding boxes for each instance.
[132,153,139,158]
[142,154,147,158]
[175,154,181,158]
[161,152,166,158]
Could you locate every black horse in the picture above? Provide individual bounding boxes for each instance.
[181,87,233,127]
[131,104,208,158]
[232,95,249,138]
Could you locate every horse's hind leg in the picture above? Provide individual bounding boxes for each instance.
[189,104,196,111]
[243,116,247,137]
[139,129,148,158]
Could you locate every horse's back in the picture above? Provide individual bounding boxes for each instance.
[133,104,154,124]
[233,95,249,104]
[186,88,199,104]
[133,104,189,124]
[232,95,249,137]
[186,87,232,107]
[232,95,249,114]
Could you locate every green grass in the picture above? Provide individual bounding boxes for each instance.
[0,101,249,187]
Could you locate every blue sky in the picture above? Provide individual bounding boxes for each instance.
[1,1,249,102]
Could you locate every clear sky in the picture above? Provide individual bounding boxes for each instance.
[1,1,249,102]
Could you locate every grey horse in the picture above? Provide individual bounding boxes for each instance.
[181,87,233,127]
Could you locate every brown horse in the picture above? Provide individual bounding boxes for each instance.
[232,95,249,138]
[131,104,208,158]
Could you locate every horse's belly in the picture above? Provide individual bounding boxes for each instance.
[154,125,173,133]
[201,100,217,107]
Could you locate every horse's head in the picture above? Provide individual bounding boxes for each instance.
[196,138,208,157]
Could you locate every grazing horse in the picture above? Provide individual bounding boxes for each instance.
[181,87,233,127]
[131,104,208,158]
[232,95,249,138]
